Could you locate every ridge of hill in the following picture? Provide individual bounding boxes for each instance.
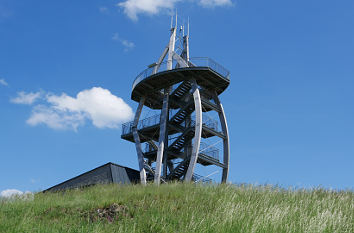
[0,183,353,233]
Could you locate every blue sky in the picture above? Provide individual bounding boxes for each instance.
[0,0,353,194]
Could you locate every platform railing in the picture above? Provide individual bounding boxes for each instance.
[143,140,219,162]
[193,173,213,183]
[132,57,230,90]
[199,142,220,161]
[121,114,160,135]
[122,113,219,136]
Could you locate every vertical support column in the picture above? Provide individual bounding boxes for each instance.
[167,27,176,70]
[154,88,170,185]
[212,92,230,183]
[185,81,202,182]
[132,97,147,185]
[181,35,189,62]
[163,87,171,179]
[167,161,174,174]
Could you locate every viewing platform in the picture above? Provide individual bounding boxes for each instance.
[131,57,230,109]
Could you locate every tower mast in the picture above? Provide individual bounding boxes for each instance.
[121,16,230,185]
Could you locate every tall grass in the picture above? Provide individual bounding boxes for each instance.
[0,183,352,233]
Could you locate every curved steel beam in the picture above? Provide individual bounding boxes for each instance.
[185,81,202,182]
[132,97,147,185]
[212,92,230,183]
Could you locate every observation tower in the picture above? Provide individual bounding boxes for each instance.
[121,17,230,185]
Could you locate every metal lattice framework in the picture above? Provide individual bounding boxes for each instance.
[121,16,230,185]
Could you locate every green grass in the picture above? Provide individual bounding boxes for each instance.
[0,183,353,233]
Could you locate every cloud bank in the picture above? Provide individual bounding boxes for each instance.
[12,87,134,131]
[117,0,232,21]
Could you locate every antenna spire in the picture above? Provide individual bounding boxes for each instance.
[170,14,173,29]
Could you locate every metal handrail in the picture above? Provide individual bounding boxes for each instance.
[122,113,219,136]
[199,142,219,161]
[193,173,212,183]
[143,140,219,163]
[121,114,161,135]
[132,57,230,90]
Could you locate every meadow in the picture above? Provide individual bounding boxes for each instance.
[0,183,352,233]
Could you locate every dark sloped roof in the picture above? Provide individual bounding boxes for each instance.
[44,162,140,192]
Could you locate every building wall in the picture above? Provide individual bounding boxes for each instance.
[111,165,140,184]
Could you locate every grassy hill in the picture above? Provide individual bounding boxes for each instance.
[0,183,353,233]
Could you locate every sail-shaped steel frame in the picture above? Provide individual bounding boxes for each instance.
[126,19,230,185]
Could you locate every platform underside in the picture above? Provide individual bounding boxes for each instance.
[132,67,230,109]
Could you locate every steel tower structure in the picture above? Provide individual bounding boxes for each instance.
[121,17,230,185]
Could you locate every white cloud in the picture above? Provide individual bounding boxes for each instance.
[26,87,134,131]
[1,189,24,198]
[121,39,135,49]
[117,0,180,21]
[199,0,232,8]
[10,91,41,105]
[112,33,135,51]
[27,105,85,131]
[0,189,33,201]
[117,0,233,21]
[0,78,8,86]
